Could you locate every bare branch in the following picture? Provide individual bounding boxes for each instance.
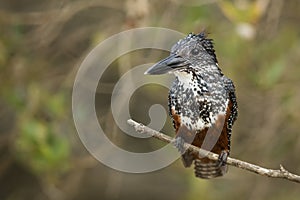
[127,119,300,184]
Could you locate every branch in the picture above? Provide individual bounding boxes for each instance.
[127,119,300,184]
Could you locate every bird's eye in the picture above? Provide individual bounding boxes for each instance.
[191,48,200,55]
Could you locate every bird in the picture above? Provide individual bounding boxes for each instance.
[145,31,238,179]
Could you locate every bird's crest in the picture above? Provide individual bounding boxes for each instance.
[188,31,218,63]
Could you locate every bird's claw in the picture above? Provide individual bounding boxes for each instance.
[217,150,228,167]
[171,136,187,154]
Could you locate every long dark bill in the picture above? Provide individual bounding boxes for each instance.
[145,54,189,75]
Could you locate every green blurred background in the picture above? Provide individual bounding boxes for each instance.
[1,0,300,199]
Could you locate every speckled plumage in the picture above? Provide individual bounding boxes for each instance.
[169,67,229,131]
[145,32,238,179]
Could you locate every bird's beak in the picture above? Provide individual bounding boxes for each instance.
[144,54,188,75]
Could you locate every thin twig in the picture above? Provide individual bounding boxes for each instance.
[127,119,300,184]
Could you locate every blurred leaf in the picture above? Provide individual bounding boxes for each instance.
[265,59,285,86]
[218,0,268,24]
[259,58,285,88]
[15,119,70,175]
[2,88,26,110]
[45,93,66,118]
[184,6,210,22]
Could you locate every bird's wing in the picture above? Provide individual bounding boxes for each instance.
[223,77,238,152]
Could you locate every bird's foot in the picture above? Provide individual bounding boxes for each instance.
[171,136,187,154]
[217,150,228,167]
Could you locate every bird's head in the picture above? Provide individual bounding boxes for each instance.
[145,31,219,75]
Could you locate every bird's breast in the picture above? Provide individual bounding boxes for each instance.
[169,74,228,132]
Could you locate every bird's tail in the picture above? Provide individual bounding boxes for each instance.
[194,159,227,179]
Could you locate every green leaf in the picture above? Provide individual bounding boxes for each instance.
[263,59,285,87]
[15,119,70,175]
